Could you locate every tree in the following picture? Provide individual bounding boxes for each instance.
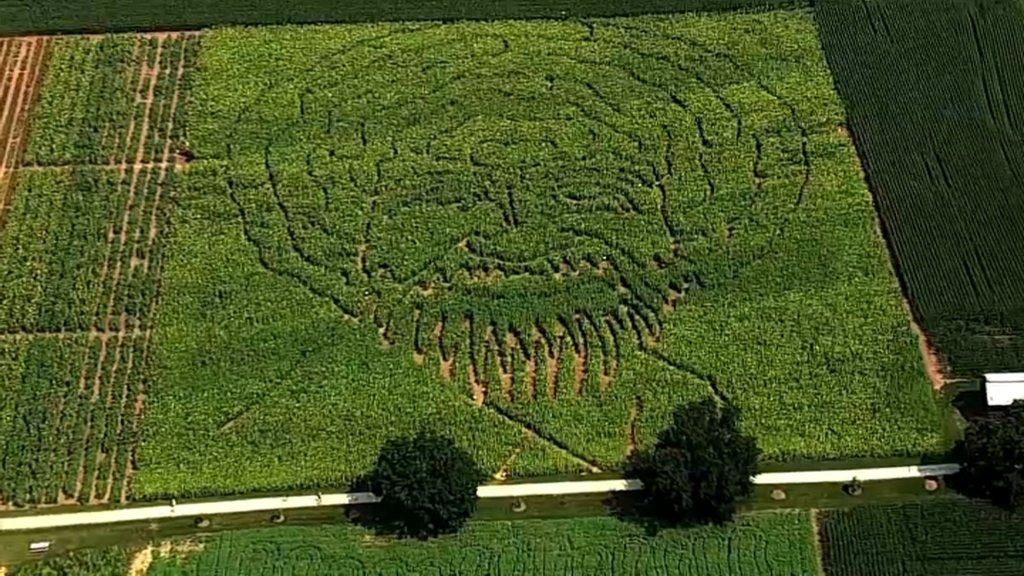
[953,400,1024,510]
[367,432,485,539]
[628,398,760,526]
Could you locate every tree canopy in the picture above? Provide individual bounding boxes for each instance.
[629,398,760,526]
[367,432,485,538]
[953,400,1024,510]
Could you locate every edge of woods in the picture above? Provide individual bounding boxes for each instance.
[0,0,808,37]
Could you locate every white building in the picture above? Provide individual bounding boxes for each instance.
[985,373,1024,406]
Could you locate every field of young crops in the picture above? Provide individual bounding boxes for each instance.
[0,34,197,506]
[820,499,1024,575]
[816,0,1024,377]
[131,11,944,499]
[141,513,817,575]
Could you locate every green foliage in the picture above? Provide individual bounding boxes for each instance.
[368,432,485,538]
[0,169,123,333]
[144,513,818,575]
[24,37,137,166]
[0,338,83,506]
[141,13,944,499]
[953,401,1024,510]
[820,500,1024,576]
[0,0,807,36]
[630,399,759,526]
[12,546,134,576]
[25,35,200,166]
[816,0,1024,377]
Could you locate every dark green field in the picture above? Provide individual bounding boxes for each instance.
[820,499,1024,575]
[0,0,804,36]
[816,0,1024,377]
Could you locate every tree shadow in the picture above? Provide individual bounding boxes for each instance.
[342,472,395,536]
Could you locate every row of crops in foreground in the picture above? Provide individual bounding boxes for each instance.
[820,499,1024,575]
[816,0,1024,377]
[140,513,818,575]
[136,12,944,500]
[0,0,807,36]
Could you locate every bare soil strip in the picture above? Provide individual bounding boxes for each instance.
[910,318,945,391]
[810,509,826,576]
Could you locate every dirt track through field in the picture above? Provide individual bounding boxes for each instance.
[0,37,47,227]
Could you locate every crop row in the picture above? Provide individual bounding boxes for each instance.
[0,33,196,506]
[24,34,199,168]
[0,0,809,37]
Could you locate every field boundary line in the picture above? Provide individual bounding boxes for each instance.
[0,464,960,531]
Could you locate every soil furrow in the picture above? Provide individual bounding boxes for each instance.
[0,40,34,171]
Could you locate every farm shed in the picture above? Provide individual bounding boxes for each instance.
[984,373,1024,406]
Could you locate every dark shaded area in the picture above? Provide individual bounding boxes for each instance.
[611,399,759,534]
[0,0,808,37]
[347,432,485,539]
[950,400,1024,510]
[816,0,1024,378]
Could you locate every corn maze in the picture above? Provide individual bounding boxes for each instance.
[205,19,812,406]
[0,34,197,506]
[132,13,942,499]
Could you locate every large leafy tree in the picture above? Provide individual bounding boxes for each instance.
[629,398,760,526]
[953,400,1024,510]
[368,432,485,539]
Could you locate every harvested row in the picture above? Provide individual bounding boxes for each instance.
[0,37,47,225]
